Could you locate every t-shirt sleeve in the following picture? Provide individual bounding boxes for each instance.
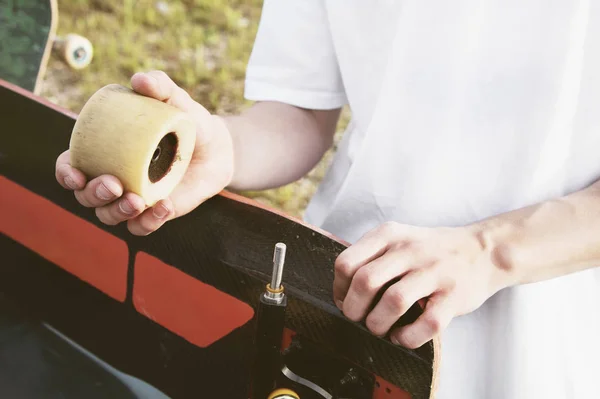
[244,0,347,110]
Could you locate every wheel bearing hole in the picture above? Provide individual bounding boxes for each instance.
[74,47,86,61]
[148,132,178,183]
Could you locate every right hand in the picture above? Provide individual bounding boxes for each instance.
[54,71,235,236]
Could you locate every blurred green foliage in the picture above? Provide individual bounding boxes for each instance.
[45,0,262,114]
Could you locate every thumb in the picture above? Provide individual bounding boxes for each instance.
[130,70,210,118]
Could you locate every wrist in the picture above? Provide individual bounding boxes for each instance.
[212,114,237,189]
[466,219,522,291]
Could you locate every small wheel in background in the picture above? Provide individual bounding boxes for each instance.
[54,34,94,69]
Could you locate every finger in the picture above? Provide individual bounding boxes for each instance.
[340,252,411,322]
[95,193,146,225]
[55,150,86,190]
[365,268,440,336]
[333,229,394,307]
[130,71,208,116]
[126,198,174,236]
[390,293,453,349]
[130,70,175,101]
[166,178,215,220]
[73,175,123,208]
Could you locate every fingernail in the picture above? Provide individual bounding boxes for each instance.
[391,336,400,345]
[64,176,76,189]
[96,183,114,200]
[153,204,169,219]
[335,299,343,309]
[119,199,134,215]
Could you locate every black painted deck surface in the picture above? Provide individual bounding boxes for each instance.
[0,81,435,399]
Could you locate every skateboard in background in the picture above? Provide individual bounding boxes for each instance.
[0,0,93,94]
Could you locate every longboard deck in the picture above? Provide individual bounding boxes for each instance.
[0,0,58,94]
[0,79,439,399]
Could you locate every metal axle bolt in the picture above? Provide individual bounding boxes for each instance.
[265,243,287,304]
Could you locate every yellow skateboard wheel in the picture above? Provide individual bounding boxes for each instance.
[268,388,300,399]
[69,84,196,206]
[56,33,94,69]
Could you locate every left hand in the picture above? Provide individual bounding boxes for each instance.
[55,71,235,236]
[333,221,511,349]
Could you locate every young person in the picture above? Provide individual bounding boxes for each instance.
[55,2,600,398]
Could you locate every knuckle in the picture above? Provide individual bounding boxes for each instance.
[73,190,92,207]
[402,239,419,251]
[390,330,408,347]
[95,208,116,226]
[55,163,67,180]
[353,269,378,294]
[377,221,400,236]
[397,239,422,255]
[424,313,442,334]
[334,255,354,278]
[403,338,420,349]
[128,221,151,236]
[365,321,378,336]
[365,316,385,337]
[138,219,157,235]
[444,278,457,292]
[344,309,363,323]
[384,288,408,313]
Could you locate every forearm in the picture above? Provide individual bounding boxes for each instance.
[220,101,341,191]
[471,180,600,286]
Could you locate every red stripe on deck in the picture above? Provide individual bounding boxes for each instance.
[132,251,254,348]
[373,376,413,399]
[0,176,128,302]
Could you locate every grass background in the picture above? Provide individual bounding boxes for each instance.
[40,0,349,217]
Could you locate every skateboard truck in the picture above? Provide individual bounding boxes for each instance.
[251,244,372,399]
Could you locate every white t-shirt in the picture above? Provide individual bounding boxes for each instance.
[244,1,600,398]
